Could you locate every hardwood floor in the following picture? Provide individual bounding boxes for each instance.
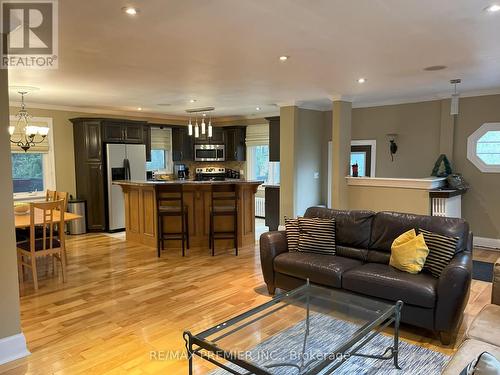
[0,234,496,374]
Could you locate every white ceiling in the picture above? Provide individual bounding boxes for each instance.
[8,0,500,118]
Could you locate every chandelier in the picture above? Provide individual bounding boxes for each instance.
[9,91,49,152]
[186,107,215,138]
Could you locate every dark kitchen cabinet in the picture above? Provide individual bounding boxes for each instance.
[143,125,151,162]
[71,118,106,231]
[172,126,194,161]
[102,120,145,144]
[266,116,280,162]
[71,117,149,232]
[224,127,246,161]
[193,125,224,144]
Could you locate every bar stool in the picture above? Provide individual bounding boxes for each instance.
[209,184,239,256]
[156,184,189,257]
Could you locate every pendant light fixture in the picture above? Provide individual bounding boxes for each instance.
[208,116,213,138]
[201,115,206,135]
[9,91,50,152]
[194,115,200,138]
[185,106,215,138]
[450,79,461,116]
[188,117,193,136]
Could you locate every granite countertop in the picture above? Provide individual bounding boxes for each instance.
[113,179,264,186]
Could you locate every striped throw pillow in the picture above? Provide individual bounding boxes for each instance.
[285,217,300,251]
[420,229,459,277]
[298,217,336,255]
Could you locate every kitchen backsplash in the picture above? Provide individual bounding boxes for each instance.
[182,161,247,177]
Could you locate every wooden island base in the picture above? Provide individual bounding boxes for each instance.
[114,180,262,251]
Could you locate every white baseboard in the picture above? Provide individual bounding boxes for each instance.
[0,333,30,366]
[474,236,500,250]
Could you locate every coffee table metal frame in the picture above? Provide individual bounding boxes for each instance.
[183,280,403,374]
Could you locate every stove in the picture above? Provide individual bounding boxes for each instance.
[195,167,226,181]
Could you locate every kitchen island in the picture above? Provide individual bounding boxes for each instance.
[113,180,263,250]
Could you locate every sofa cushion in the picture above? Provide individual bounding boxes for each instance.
[342,263,438,308]
[369,211,470,254]
[442,339,500,375]
[274,252,362,288]
[467,304,500,347]
[420,229,459,278]
[297,217,336,255]
[304,207,375,249]
[285,217,300,251]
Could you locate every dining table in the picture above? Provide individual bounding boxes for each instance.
[14,210,82,229]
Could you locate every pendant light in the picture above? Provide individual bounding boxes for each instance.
[201,115,206,135]
[188,117,193,136]
[194,116,200,138]
[208,116,213,138]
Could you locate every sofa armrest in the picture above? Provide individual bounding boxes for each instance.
[435,251,472,333]
[467,231,474,253]
[259,231,288,294]
[493,257,500,305]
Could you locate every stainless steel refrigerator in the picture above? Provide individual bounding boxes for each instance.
[106,144,146,231]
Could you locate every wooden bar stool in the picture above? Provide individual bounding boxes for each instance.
[156,184,189,257]
[209,184,239,256]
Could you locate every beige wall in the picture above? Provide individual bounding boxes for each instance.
[348,186,430,215]
[351,100,442,178]
[1,70,22,339]
[348,95,500,239]
[279,106,297,222]
[453,95,500,239]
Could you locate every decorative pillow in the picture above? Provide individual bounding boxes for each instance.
[389,229,429,274]
[420,229,459,278]
[460,352,500,375]
[284,217,300,251]
[297,217,336,255]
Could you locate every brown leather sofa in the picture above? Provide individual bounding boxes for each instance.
[260,207,473,345]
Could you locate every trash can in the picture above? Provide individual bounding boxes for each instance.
[67,199,87,235]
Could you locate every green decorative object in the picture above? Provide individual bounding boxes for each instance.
[431,154,453,177]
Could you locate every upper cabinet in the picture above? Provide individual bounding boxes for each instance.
[266,116,280,162]
[171,126,194,162]
[102,120,146,143]
[194,125,225,144]
[224,126,246,161]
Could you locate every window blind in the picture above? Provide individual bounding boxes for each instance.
[10,117,50,153]
[151,128,172,150]
[245,124,269,147]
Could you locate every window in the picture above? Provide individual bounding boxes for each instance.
[10,116,56,200]
[12,153,44,193]
[350,151,367,177]
[247,145,280,184]
[146,149,166,171]
[467,123,500,173]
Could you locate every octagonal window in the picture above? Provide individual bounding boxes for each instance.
[467,123,500,173]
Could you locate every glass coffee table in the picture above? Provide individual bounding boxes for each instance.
[184,280,403,374]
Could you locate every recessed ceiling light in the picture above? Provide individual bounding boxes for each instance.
[256,107,261,111]
[357,78,367,84]
[137,107,142,111]
[485,4,500,12]
[202,113,206,117]
[189,99,196,103]
[122,7,139,15]
[424,65,448,71]
[279,56,289,62]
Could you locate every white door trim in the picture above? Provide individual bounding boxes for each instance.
[351,139,377,177]
[0,333,30,366]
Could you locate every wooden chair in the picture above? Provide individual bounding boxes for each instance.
[209,184,239,256]
[17,200,67,290]
[46,189,56,202]
[156,184,189,257]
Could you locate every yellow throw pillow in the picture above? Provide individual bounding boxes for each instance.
[389,229,430,274]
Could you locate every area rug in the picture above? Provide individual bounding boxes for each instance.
[209,313,450,374]
[472,260,494,282]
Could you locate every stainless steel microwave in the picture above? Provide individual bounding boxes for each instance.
[194,144,225,162]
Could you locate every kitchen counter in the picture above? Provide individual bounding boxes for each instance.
[113,179,263,249]
[114,179,263,186]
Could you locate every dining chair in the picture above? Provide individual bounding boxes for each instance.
[17,200,67,290]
